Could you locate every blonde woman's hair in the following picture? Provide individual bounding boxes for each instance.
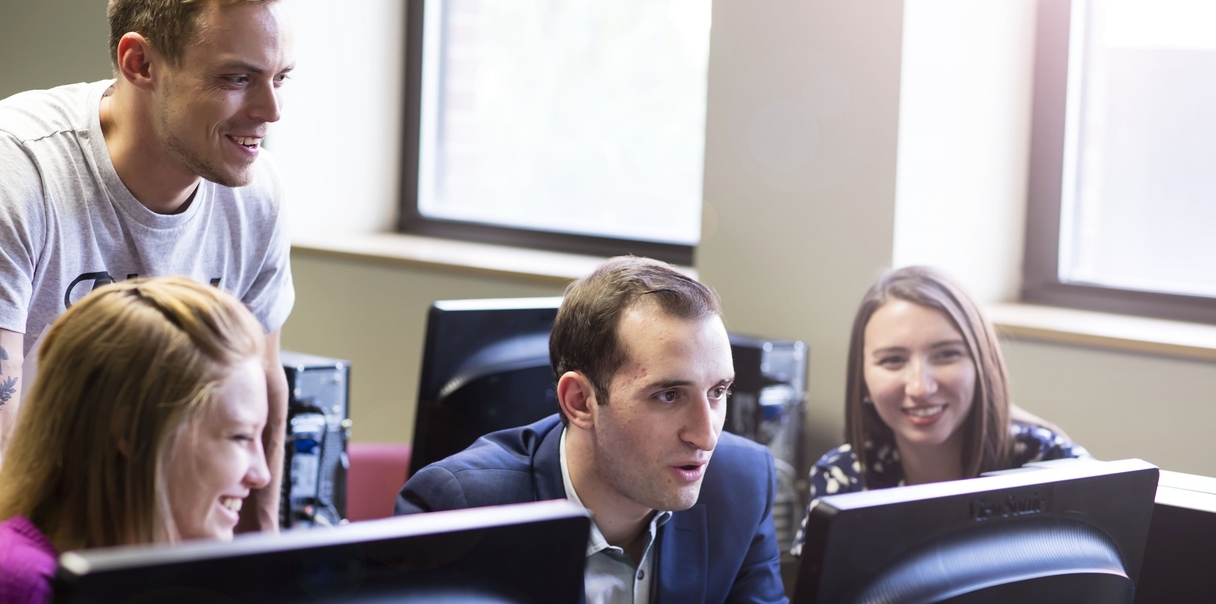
[0,276,265,552]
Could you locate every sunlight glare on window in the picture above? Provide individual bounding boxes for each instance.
[1059,0,1216,298]
[416,0,712,246]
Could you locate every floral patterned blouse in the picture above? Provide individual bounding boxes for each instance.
[789,421,1090,556]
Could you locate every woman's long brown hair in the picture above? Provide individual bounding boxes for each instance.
[844,266,1012,488]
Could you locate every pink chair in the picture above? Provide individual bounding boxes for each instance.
[345,442,412,522]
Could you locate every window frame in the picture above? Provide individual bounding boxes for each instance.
[396,0,696,266]
[1023,0,1216,325]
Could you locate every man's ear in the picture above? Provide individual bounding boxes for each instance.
[556,371,598,430]
[115,32,158,91]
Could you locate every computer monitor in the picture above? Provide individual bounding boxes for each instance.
[1134,470,1216,603]
[409,298,811,484]
[53,500,590,604]
[794,458,1158,604]
[409,297,563,477]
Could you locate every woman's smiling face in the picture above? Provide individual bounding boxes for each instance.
[164,357,270,541]
[862,299,977,455]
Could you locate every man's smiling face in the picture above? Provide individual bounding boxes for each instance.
[152,1,294,187]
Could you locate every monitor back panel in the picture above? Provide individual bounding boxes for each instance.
[55,501,590,604]
[795,459,1159,604]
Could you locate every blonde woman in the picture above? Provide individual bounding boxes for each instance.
[0,277,270,602]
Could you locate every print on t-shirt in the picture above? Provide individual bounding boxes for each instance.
[64,271,222,308]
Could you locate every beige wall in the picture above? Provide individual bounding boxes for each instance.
[6,0,1215,476]
[275,0,1216,478]
[1003,339,1216,476]
[893,0,1036,303]
[282,254,565,444]
[279,0,908,464]
[697,0,905,458]
[0,1,112,99]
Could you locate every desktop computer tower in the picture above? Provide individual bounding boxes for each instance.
[725,334,808,553]
[280,351,351,529]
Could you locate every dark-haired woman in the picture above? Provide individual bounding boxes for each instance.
[790,266,1087,556]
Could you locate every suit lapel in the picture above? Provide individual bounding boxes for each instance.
[532,420,567,502]
[532,422,586,604]
[656,504,707,603]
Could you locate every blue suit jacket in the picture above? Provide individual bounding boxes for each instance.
[395,414,788,604]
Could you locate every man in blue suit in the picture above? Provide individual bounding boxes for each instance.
[395,256,787,604]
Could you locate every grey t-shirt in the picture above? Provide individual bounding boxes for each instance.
[0,80,294,357]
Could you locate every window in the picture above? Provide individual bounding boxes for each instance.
[1024,0,1216,323]
[399,0,712,264]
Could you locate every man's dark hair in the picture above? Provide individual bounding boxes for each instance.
[107,0,275,70]
[550,256,722,422]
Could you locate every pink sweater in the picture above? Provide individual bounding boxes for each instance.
[0,516,57,604]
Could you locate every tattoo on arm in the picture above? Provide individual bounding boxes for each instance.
[0,377,15,406]
[0,346,14,407]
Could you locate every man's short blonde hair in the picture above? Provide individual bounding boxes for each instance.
[107,0,276,69]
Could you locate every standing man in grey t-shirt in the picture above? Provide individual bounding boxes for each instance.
[0,0,296,533]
